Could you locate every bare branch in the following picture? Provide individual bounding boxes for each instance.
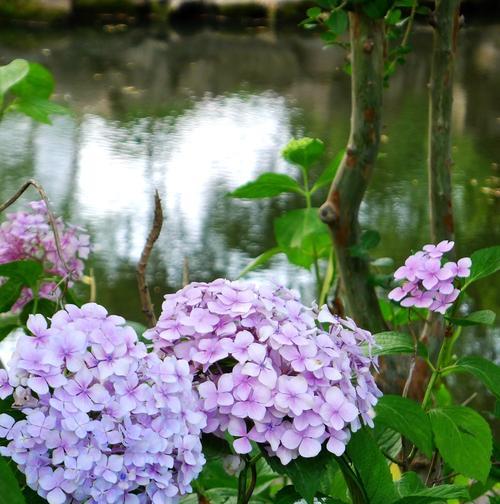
[136,191,164,328]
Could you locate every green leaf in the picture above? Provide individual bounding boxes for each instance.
[229,173,303,199]
[345,428,398,504]
[375,395,434,457]
[10,97,69,125]
[311,149,344,193]
[385,8,401,25]
[326,9,348,34]
[363,0,390,18]
[370,331,414,356]
[448,356,500,399]
[0,260,43,289]
[446,309,496,326]
[0,324,17,343]
[395,472,469,503]
[306,6,322,19]
[11,62,54,99]
[0,279,23,313]
[463,245,500,289]
[237,247,282,278]
[0,457,25,504]
[0,59,29,98]
[282,138,325,171]
[20,299,58,325]
[274,208,331,269]
[264,449,337,503]
[349,230,381,258]
[429,406,492,482]
[201,433,233,459]
[275,486,344,504]
[126,320,148,338]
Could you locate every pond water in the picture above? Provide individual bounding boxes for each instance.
[0,24,498,408]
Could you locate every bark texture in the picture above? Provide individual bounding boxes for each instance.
[319,11,386,332]
[428,0,460,242]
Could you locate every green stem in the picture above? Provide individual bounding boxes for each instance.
[338,455,369,504]
[237,463,248,504]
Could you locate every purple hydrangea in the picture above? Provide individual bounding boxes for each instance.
[0,200,90,312]
[145,279,381,465]
[0,303,206,504]
[388,241,471,314]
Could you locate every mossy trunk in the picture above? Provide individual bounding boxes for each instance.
[428,0,460,242]
[319,11,386,333]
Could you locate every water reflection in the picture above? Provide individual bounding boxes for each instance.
[0,26,498,392]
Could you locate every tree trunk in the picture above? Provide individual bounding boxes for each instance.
[428,0,460,242]
[319,11,386,333]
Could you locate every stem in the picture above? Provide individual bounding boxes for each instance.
[237,463,248,504]
[400,0,418,49]
[319,10,386,332]
[338,455,369,504]
[243,460,257,504]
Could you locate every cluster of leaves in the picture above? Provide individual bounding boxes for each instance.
[0,59,69,124]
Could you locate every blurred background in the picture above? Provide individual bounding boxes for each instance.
[0,0,498,404]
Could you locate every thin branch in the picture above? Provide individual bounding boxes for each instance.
[183,256,190,287]
[0,179,73,278]
[243,459,257,504]
[136,191,164,328]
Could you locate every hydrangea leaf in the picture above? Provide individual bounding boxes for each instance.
[0,457,25,504]
[311,149,344,193]
[369,331,414,356]
[0,260,43,289]
[237,247,282,278]
[374,395,434,457]
[394,472,469,503]
[229,173,303,199]
[463,245,500,289]
[0,278,23,313]
[282,138,324,171]
[429,406,492,482]
[10,62,54,99]
[446,309,496,326]
[0,59,29,98]
[345,428,398,504]
[446,356,500,399]
[274,208,331,268]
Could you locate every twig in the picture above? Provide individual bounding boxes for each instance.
[136,191,163,328]
[0,179,73,278]
[461,391,477,406]
[183,256,190,287]
[425,452,438,485]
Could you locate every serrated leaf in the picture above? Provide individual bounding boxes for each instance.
[395,472,469,503]
[282,138,324,171]
[429,406,492,482]
[0,457,25,504]
[10,97,69,125]
[345,428,398,504]
[326,9,348,34]
[375,395,434,457]
[448,356,500,399]
[446,309,496,326]
[229,173,303,199]
[311,149,344,193]
[370,331,414,356]
[264,449,337,503]
[0,260,43,289]
[11,62,54,99]
[274,208,331,269]
[463,245,500,289]
[0,59,29,98]
[237,247,282,278]
[0,278,23,313]
[373,424,402,459]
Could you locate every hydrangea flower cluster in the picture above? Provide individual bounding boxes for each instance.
[0,303,206,504]
[388,240,471,314]
[145,279,381,465]
[0,200,90,312]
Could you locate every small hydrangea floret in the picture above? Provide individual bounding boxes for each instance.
[0,303,206,504]
[145,279,381,465]
[388,240,471,314]
[0,200,90,311]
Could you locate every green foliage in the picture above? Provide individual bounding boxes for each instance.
[446,309,496,326]
[394,472,469,503]
[349,230,381,259]
[345,428,397,504]
[0,59,69,124]
[229,173,303,199]
[370,331,415,356]
[282,137,324,170]
[448,356,500,399]
[236,247,282,278]
[274,208,330,268]
[463,245,500,289]
[0,260,43,289]
[375,395,434,458]
[0,457,25,504]
[429,406,492,482]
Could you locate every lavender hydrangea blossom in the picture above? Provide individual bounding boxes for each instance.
[388,240,471,314]
[0,200,90,312]
[145,279,382,465]
[0,303,206,504]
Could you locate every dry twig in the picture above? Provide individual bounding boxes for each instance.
[136,191,164,328]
